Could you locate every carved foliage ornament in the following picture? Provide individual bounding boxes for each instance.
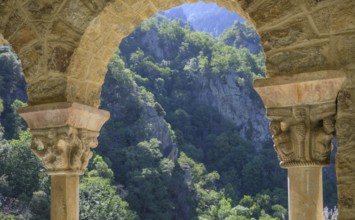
[268,103,336,168]
[31,126,99,175]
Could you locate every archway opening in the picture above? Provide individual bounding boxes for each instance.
[96,3,287,219]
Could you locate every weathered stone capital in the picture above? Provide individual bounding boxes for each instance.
[30,126,100,175]
[254,71,346,168]
[19,102,110,175]
[268,104,335,168]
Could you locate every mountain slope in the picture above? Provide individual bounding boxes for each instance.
[163,2,244,37]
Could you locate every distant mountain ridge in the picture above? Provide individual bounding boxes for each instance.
[162,2,245,37]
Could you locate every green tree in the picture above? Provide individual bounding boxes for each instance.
[80,177,137,220]
[29,191,50,220]
[220,21,263,54]
[117,139,175,220]
[0,99,3,113]
[80,155,137,220]
[0,130,42,199]
[87,155,114,180]
[271,204,287,219]
[0,212,15,220]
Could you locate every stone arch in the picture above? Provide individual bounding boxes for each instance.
[66,0,254,107]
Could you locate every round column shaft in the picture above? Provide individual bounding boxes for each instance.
[51,175,80,220]
[288,167,323,220]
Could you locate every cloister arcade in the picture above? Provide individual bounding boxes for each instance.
[0,0,354,219]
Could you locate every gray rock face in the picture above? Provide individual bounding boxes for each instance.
[138,72,270,151]
[196,73,270,147]
[163,2,244,37]
[135,104,174,154]
[141,30,165,61]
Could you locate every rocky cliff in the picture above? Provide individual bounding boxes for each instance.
[162,2,244,37]
[99,56,175,155]
[196,73,270,147]
[120,17,271,150]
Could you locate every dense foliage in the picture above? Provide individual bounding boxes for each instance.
[98,16,288,219]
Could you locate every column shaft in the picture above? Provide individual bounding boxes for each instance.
[51,175,79,220]
[288,167,323,220]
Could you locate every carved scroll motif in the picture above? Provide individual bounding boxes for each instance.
[30,126,99,175]
[268,103,336,168]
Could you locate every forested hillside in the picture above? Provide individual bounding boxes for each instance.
[0,5,337,220]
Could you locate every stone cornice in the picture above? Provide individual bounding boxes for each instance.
[19,102,110,132]
[254,70,346,108]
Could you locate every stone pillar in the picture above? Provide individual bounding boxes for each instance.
[254,71,346,220]
[19,102,110,220]
[267,104,335,220]
[288,167,323,219]
[51,176,79,220]
[336,87,355,219]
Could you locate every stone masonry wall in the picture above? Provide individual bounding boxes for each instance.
[336,70,355,220]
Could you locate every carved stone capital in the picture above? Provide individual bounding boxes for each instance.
[19,102,110,175]
[31,126,99,175]
[254,71,346,168]
[268,103,335,168]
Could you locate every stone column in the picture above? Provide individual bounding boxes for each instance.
[336,86,355,219]
[254,71,346,220]
[19,102,110,220]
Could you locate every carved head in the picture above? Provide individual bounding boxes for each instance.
[323,117,335,134]
[79,129,99,149]
[294,108,307,122]
[270,121,281,136]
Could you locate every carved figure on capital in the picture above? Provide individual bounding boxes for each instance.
[31,126,99,175]
[268,104,336,168]
[313,116,335,163]
[270,120,294,162]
